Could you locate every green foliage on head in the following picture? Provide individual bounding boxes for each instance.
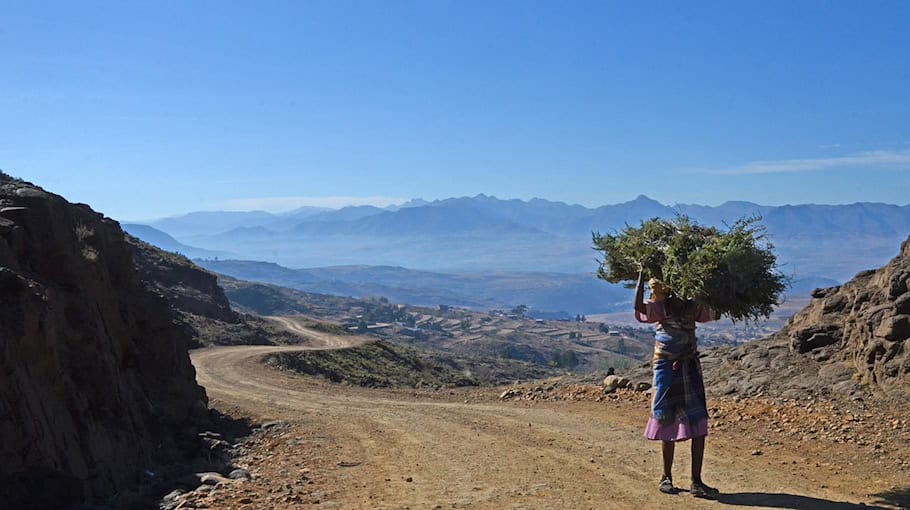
[592,215,789,322]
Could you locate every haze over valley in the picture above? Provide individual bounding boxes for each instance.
[122,194,908,317]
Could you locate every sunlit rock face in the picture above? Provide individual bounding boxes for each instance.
[786,235,910,396]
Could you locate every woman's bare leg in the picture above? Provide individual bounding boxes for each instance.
[662,440,675,478]
[691,436,705,483]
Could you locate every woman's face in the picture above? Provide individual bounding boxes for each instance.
[648,279,669,302]
[650,288,668,302]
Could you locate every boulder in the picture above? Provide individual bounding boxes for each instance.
[603,375,629,389]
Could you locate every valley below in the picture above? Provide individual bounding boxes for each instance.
[180,317,910,510]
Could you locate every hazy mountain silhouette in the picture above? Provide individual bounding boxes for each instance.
[130,195,910,282]
[147,206,329,237]
[121,223,230,259]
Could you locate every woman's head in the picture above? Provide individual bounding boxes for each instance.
[648,278,671,302]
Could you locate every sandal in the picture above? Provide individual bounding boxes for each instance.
[659,475,677,494]
[690,480,719,499]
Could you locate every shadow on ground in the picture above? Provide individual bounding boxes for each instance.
[52,409,255,510]
[870,487,910,509]
[137,408,256,510]
[715,492,893,509]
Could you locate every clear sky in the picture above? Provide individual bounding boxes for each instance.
[2,1,909,220]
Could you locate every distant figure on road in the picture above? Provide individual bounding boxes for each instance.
[634,270,719,499]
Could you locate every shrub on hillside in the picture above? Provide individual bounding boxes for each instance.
[593,216,788,322]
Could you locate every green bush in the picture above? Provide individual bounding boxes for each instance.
[593,216,788,322]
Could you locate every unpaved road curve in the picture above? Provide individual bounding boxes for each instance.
[191,317,903,509]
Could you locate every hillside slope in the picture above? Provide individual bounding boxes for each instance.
[127,237,294,347]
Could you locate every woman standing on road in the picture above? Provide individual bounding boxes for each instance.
[634,269,719,499]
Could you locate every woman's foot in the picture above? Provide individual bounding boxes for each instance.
[658,475,677,494]
[690,480,719,499]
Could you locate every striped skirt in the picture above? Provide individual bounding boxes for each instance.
[644,333,709,442]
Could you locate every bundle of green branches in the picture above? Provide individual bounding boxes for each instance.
[593,216,788,322]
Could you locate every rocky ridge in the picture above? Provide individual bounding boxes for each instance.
[127,237,295,348]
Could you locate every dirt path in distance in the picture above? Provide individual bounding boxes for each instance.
[189,316,908,509]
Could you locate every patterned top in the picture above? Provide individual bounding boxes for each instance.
[636,298,714,362]
[635,298,713,339]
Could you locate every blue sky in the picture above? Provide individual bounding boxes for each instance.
[2,1,909,220]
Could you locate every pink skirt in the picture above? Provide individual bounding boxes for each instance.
[644,417,708,442]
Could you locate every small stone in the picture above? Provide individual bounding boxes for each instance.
[163,489,185,502]
[406,476,414,482]
[199,472,232,485]
[751,450,763,456]
[229,468,251,480]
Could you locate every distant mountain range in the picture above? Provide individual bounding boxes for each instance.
[128,194,910,283]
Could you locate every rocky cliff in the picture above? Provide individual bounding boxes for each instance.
[0,175,207,508]
[700,235,910,401]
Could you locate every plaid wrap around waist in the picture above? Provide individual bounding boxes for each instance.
[653,332,698,368]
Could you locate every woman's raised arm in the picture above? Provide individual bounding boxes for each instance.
[634,269,647,316]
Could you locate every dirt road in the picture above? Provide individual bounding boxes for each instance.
[190,317,906,509]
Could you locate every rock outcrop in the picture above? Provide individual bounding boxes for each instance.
[698,235,910,401]
[0,176,207,508]
[787,236,910,395]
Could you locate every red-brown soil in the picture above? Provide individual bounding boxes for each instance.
[180,320,910,510]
